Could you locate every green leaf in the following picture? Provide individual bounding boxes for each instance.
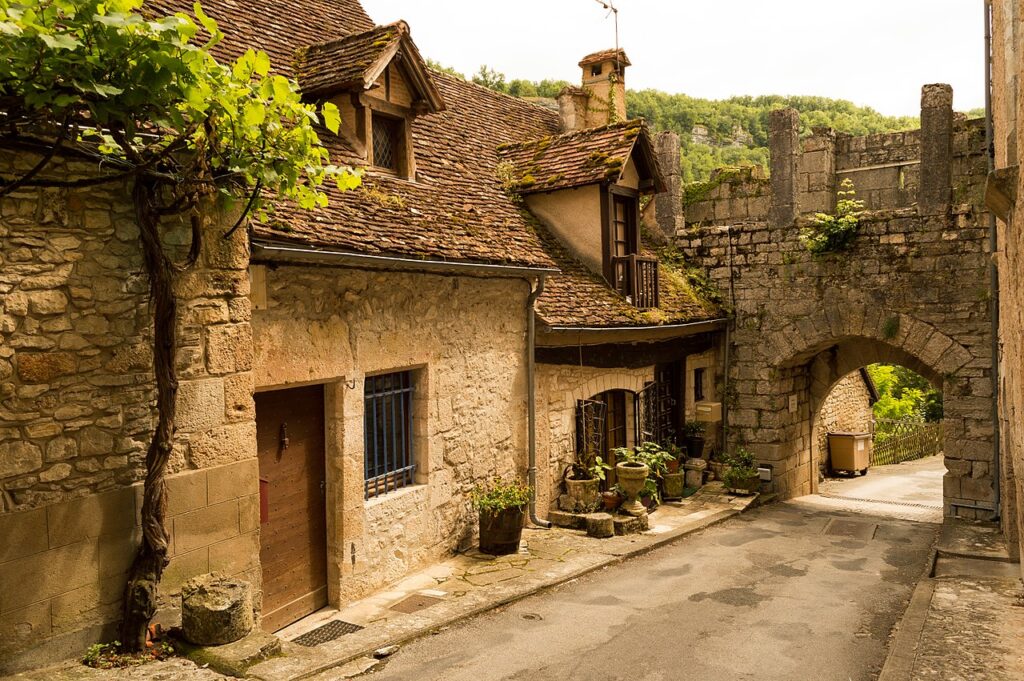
[40,33,81,50]
[242,100,265,128]
[271,75,291,102]
[321,102,340,134]
[253,50,270,77]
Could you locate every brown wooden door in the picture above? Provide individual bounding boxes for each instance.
[256,384,328,632]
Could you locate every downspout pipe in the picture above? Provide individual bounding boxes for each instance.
[526,275,551,528]
[984,0,1002,522]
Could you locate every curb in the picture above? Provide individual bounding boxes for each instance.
[268,506,742,680]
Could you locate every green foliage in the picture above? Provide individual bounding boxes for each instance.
[882,316,900,340]
[683,420,706,437]
[83,641,174,669]
[800,179,865,254]
[426,58,465,80]
[866,364,943,424]
[471,65,571,99]
[721,446,759,488]
[588,456,612,482]
[0,0,360,213]
[470,478,532,513]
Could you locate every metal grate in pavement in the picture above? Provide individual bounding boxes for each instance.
[823,518,878,540]
[819,492,943,510]
[389,593,444,614]
[291,620,364,647]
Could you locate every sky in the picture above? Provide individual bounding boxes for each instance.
[359,0,985,117]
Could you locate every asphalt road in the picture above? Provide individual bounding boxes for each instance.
[365,500,937,681]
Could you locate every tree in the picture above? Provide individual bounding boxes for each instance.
[472,65,507,93]
[0,0,360,651]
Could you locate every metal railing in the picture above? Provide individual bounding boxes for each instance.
[612,254,659,309]
[871,418,943,466]
[364,371,416,499]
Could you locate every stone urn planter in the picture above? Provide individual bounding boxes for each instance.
[683,458,707,489]
[615,461,649,516]
[662,471,685,500]
[561,475,600,513]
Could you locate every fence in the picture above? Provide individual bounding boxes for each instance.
[871,418,943,466]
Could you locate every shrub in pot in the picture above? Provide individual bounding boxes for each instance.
[472,478,532,555]
[722,447,760,495]
[684,421,707,460]
[561,448,612,513]
[601,486,624,511]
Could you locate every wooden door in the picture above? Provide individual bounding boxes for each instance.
[256,384,327,632]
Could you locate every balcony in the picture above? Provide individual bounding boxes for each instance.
[612,254,659,309]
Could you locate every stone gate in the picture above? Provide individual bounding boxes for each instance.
[665,85,997,518]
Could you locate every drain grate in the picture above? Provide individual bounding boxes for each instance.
[291,620,364,647]
[389,593,444,614]
[819,493,942,510]
[823,518,878,540]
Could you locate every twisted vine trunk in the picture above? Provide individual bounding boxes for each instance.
[119,177,179,652]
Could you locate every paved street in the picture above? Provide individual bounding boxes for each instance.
[820,455,945,519]
[365,500,938,681]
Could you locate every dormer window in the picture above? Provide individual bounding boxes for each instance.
[372,113,402,172]
[605,186,658,308]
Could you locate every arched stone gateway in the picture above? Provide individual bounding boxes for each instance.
[671,86,997,519]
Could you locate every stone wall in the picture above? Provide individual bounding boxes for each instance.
[991,0,1024,565]
[814,372,874,472]
[251,264,531,603]
[0,154,258,670]
[533,363,654,514]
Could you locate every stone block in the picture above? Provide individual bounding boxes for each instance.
[177,378,227,433]
[49,573,123,633]
[78,427,115,457]
[0,601,51,657]
[181,574,254,645]
[547,510,585,529]
[163,547,211,593]
[613,514,648,535]
[0,507,48,563]
[166,468,209,518]
[224,372,255,422]
[585,513,614,538]
[206,324,253,375]
[0,441,42,478]
[16,351,76,383]
[47,487,137,548]
[26,290,67,315]
[960,476,994,502]
[238,494,260,533]
[173,499,240,555]
[207,459,258,505]
[188,422,257,469]
[208,531,259,575]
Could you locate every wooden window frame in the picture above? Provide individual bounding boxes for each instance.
[354,93,417,180]
[600,185,640,283]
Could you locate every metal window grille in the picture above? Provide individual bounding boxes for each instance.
[364,371,415,499]
[372,115,400,171]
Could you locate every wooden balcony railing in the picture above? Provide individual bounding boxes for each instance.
[612,254,659,309]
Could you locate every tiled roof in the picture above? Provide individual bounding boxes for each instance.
[148,0,374,74]
[295,21,444,111]
[254,73,563,269]
[579,48,631,67]
[497,120,661,195]
[533,220,719,328]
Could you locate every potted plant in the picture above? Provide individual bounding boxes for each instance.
[708,451,725,481]
[611,448,650,516]
[471,478,532,555]
[665,442,684,474]
[639,477,660,510]
[722,447,760,495]
[562,444,612,513]
[601,485,624,511]
[684,421,707,460]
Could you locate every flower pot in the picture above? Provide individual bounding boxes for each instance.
[662,471,685,499]
[615,462,649,516]
[601,490,623,512]
[563,476,600,513]
[478,506,526,555]
[709,461,725,482]
[667,458,681,474]
[640,494,656,510]
[724,472,760,496]
[685,436,706,460]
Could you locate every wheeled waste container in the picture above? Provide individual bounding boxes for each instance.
[827,431,871,476]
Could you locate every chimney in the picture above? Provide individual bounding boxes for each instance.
[558,49,630,131]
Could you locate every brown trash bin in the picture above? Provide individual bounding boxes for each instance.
[828,431,871,475]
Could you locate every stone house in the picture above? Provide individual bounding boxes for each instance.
[988,0,1024,568]
[0,0,719,669]
[813,369,877,475]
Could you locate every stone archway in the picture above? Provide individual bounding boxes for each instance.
[731,305,992,518]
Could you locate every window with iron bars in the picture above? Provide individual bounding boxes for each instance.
[364,370,415,499]
[372,114,401,172]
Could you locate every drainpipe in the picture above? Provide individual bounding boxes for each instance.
[526,275,551,528]
[984,0,1002,522]
[722,225,735,457]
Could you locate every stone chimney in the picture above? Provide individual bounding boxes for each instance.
[557,48,630,132]
[654,131,684,239]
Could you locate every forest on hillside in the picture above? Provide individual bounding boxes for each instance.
[441,63,980,182]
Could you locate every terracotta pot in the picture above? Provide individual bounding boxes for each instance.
[479,506,526,555]
[601,491,623,511]
[615,462,649,516]
[640,494,656,510]
[667,458,681,474]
